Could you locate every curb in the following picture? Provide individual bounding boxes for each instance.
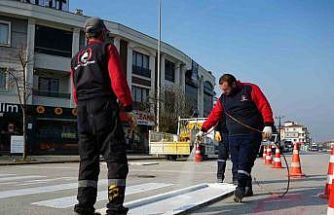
[0,156,165,166]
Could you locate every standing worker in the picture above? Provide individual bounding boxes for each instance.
[215,116,238,184]
[197,74,274,202]
[71,17,136,215]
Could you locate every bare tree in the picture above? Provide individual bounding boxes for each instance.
[159,86,193,133]
[6,47,33,160]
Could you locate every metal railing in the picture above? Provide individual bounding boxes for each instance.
[132,65,151,78]
[33,89,70,99]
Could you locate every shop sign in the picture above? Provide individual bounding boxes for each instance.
[10,135,24,154]
[133,110,155,126]
[0,103,19,114]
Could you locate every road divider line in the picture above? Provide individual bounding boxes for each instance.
[31,182,173,208]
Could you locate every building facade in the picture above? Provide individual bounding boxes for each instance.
[0,0,215,154]
[280,121,310,145]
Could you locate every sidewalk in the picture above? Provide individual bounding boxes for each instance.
[0,154,164,166]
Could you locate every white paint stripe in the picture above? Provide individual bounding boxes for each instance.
[327,206,334,215]
[19,178,75,186]
[0,174,16,177]
[0,182,18,186]
[0,175,46,183]
[273,158,281,162]
[97,183,236,215]
[291,162,300,168]
[129,162,159,166]
[19,181,47,186]
[0,180,108,199]
[330,156,334,163]
[293,150,299,154]
[32,183,173,208]
[328,175,334,184]
[23,177,75,183]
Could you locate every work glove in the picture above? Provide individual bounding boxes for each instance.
[125,112,137,131]
[262,126,272,140]
[196,131,204,139]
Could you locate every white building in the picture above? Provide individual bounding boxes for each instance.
[280,121,310,144]
[0,0,215,154]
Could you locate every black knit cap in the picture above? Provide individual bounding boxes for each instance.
[84,17,107,37]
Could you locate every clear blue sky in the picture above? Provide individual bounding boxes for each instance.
[69,0,334,142]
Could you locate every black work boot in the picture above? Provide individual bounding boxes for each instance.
[234,186,245,203]
[232,176,238,185]
[244,177,253,197]
[217,177,224,183]
[106,206,128,215]
[106,185,128,215]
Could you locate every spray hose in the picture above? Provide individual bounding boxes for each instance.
[223,111,290,198]
[197,112,290,198]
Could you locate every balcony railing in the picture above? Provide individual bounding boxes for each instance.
[132,65,151,78]
[33,89,70,99]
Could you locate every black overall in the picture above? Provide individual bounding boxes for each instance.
[71,42,128,215]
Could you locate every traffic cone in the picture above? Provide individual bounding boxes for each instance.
[289,143,305,178]
[319,147,334,199]
[262,145,267,160]
[194,143,202,162]
[327,180,334,215]
[265,146,272,165]
[272,147,284,169]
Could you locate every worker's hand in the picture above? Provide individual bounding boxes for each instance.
[262,126,272,140]
[215,131,222,142]
[196,131,204,139]
[125,112,137,131]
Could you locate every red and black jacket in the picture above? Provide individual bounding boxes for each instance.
[71,40,132,112]
[202,82,274,136]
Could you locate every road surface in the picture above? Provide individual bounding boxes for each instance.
[0,151,328,214]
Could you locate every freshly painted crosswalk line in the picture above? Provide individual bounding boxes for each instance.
[97,183,236,215]
[18,177,76,186]
[0,175,46,183]
[32,182,173,208]
[0,180,108,199]
[0,174,16,177]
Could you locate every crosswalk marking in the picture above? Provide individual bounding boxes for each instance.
[0,174,16,177]
[97,183,235,215]
[0,175,46,183]
[32,183,173,208]
[0,180,108,199]
[18,177,75,186]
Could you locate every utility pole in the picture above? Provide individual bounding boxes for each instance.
[156,0,162,132]
[275,115,285,143]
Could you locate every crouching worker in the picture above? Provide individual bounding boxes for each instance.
[197,74,274,202]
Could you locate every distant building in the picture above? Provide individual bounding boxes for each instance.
[0,0,215,154]
[280,121,310,144]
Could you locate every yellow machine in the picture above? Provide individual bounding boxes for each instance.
[149,117,217,160]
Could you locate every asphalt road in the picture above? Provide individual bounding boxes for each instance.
[0,151,329,215]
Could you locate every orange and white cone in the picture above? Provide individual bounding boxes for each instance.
[265,146,272,165]
[194,144,202,162]
[289,143,305,178]
[262,145,267,160]
[327,179,334,215]
[320,147,334,199]
[272,147,284,169]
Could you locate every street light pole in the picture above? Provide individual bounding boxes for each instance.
[156,0,162,132]
[275,115,285,143]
